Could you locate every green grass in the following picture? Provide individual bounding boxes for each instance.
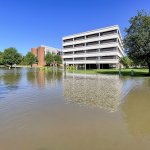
[68,69,149,77]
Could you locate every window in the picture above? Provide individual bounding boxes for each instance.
[86,33,99,38]
[63,38,73,43]
[100,30,117,36]
[100,47,116,52]
[86,49,99,53]
[74,36,85,41]
[74,57,85,60]
[100,38,117,44]
[74,43,85,47]
[74,51,85,54]
[63,52,73,55]
[86,57,98,60]
[64,58,73,61]
[63,45,73,49]
[101,56,116,59]
[86,41,99,46]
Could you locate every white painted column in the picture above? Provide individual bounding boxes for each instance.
[73,51,74,68]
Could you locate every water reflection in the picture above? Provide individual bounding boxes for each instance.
[0,68,150,150]
[122,78,150,136]
[0,69,22,93]
[27,69,63,87]
[0,69,22,86]
[63,73,124,112]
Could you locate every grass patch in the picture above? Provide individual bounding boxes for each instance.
[69,69,149,77]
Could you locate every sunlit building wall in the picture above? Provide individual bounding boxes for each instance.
[62,25,124,69]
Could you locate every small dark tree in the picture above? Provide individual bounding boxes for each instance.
[44,52,54,66]
[25,52,36,67]
[124,10,150,75]
[3,47,22,68]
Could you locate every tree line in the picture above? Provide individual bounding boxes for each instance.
[119,10,150,75]
[0,47,62,68]
[0,10,150,74]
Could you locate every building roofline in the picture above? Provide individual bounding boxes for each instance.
[37,45,62,51]
[63,25,120,39]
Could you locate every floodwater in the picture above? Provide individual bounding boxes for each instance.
[0,68,150,150]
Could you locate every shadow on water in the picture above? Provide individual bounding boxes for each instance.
[26,68,63,87]
[121,78,150,137]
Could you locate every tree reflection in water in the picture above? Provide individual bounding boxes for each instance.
[27,69,62,87]
[121,78,150,136]
[0,68,22,92]
[63,74,124,112]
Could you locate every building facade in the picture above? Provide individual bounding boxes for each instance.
[62,25,124,69]
[31,45,62,66]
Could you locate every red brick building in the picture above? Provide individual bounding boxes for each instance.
[31,45,61,67]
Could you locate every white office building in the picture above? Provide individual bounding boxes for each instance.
[62,25,124,69]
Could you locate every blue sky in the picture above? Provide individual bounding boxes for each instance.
[0,0,149,55]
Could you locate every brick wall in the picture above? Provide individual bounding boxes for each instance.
[37,47,45,66]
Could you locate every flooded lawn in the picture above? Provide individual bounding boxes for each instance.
[0,68,150,150]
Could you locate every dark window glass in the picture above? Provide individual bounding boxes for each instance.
[86,33,99,38]
[74,36,85,41]
[100,38,117,44]
[86,41,99,46]
[100,30,117,36]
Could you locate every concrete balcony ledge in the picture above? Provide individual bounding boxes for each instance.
[63,34,119,46]
[63,52,120,59]
[63,59,119,64]
[63,43,118,52]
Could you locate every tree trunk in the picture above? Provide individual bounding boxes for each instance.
[148,62,150,75]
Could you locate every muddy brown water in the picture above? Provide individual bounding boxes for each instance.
[0,68,150,150]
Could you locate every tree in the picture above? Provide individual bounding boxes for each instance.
[54,54,62,65]
[119,56,132,68]
[44,52,54,66]
[0,51,3,65]
[35,56,38,64]
[124,10,150,75]
[3,47,22,68]
[25,52,37,67]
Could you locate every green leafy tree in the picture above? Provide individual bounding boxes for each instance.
[44,52,54,66]
[35,56,38,64]
[3,47,22,68]
[25,52,37,67]
[20,56,26,65]
[54,54,62,65]
[119,56,132,68]
[0,51,3,65]
[124,10,150,74]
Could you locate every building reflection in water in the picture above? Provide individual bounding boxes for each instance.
[26,69,62,87]
[121,78,150,136]
[63,73,124,112]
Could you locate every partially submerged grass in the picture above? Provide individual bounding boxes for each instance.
[69,69,149,77]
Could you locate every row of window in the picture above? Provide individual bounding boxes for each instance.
[64,55,119,61]
[63,30,118,43]
[63,47,117,55]
[63,38,118,49]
